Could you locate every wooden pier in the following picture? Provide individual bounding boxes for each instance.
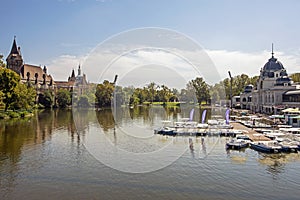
[231,122,270,141]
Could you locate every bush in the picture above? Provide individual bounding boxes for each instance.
[0,112,9,119]
[8,112,20,118]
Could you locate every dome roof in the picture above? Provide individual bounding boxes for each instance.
[275,76,292,86]
[263,57,284,72]
[244,84,253,93]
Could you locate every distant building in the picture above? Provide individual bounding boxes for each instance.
[55,64,89,97]
[232,95,241,108]
[5,37,89,104]
[239,84,253,110]
[6,37,54,89]
[239,45,300,114]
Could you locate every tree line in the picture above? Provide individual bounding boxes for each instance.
[94,75,259,107]
[2,53,300,111]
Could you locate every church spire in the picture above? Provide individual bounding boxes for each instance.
[10,36,19,55]
[71,69,75,78]
[78,64,81,76]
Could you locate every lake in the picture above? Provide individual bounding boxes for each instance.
[1,107,300,200]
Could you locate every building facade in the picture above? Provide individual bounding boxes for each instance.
[6,37,54,90]
[239,47,300,114]
[5,37,89,104]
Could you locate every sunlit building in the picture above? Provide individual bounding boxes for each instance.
[240,46,300,114]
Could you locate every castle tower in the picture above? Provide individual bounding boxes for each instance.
[78,64,81,76]
[6,36,23,74]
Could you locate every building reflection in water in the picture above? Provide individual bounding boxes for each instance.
[258,153,300,178]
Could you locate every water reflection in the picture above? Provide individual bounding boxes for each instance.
[258,153,300,177]
[96,108,115,131]
[1,107,300,199]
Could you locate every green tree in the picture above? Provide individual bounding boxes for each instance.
[212,74,259,101]
[291,73,300,83]
[189,77,210,106]
[11,83,36,110]
[57,89,71,108]
[0,68,21,111]
[0,90,4,109]
[95,80,114,107]
[86,84,97,105]
[147,82,157,103]
[39,90,54,108]
[77,95,90,107]
[0,55,6,68]
[157,85,173,103]
[210,82,226,103]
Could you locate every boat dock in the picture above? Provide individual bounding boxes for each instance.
[231,122,270,141]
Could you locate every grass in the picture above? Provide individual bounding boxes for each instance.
[142,102,181,106]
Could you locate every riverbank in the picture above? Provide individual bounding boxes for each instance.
[0,110,34,119]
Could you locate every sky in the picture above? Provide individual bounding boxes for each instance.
[1,0,300,87]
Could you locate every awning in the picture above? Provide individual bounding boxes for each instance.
[282,108,300,113]
[290,115,300,119]
[269,115,285,119]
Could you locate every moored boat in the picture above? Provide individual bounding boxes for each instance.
[250,141,282,153]
[226,139,250,150]
[277,139,299,153]
[156,128,176,136]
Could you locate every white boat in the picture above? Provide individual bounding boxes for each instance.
[263,131,286,140]
[226,139,250,150]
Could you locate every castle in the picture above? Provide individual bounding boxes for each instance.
[5,37,88,97]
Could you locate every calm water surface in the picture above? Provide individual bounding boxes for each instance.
[1,107,300,200]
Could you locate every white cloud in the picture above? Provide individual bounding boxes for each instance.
[46,48,300,87]
[207,50,300,82]
[46,54,87,81]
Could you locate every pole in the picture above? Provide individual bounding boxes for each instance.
[228,71,232,109]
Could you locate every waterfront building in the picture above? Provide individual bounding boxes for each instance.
[6,37,54,89]
[5,37,89,104]
[239,45,300,114]
[232,96,241,108]
[282,108,300,127]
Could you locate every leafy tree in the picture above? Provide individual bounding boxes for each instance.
[291,73,300,83]
[39,90,54,108]
[77,95,90,107]
[129,95,140,106]
[57,88,71,108]
[0,55,5,68]
[249,75,259,87]
[157,85,173,103]
[95,80,114,107]
[189,77,210,105]
[121,86,134,105]
[86,84,97,105]
[210,82,226,103]
[147,82,157,103]
[211,74,259,101]
[11,83,36,110]
[0,68,21,111]
[0,90,4,108]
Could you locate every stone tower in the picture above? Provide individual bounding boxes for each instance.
[6,36,23,74]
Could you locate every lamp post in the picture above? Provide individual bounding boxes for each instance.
[228,71,233,109]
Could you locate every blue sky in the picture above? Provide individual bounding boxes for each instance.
[1,0,300,84]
